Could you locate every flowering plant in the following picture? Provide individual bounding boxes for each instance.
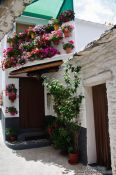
[28,48,40,61]
[36,34,51,49]
[49,29,63,45]
[34,25,45,36]
[44,24,54,33]
[7,33,19,46]
[29,47,60,60]
[6,84,17,93]
[2,57,17,70]
[6,106,18,115]
[62,24,74,33]
[58,10,75,23]
[52,19,60,25]
[26,27,36,38]
[63,40,74,50]
[19,42,35,52]
[3,48,21,58]
[6,84,17,103]
[41,47,60,58]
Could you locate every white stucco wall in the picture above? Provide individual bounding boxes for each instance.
[75,18,110,52]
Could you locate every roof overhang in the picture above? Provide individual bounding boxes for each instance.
[9,60,63,78]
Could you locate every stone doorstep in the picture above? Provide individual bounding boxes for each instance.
[5,138,51,150]
[18,130,47,141]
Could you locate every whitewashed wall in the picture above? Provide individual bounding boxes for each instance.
[75,18,110,52]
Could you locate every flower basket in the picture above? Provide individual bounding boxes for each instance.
[63,40,74,54]
[6,84,17,103]
[8,92,17,103]
[65,47,73,54]
[52,40,61,45]
[6,106,18,116]
[58,10,75,23]
[54,24,60,31]
[53,19,60,31]
[49,29,63,46]
[62,24,74,38]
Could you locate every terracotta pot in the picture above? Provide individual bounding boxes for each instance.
[65,47,73,54]
[64,31,71,38]
[68,152,79,164]
[54,24,59,31]
[10,112,16,116]
[47,127,53,135]
[9,92,16,102]
[31,33,35,39]
[9,41,13,47]
[53,40,60,45]
[9,136,16,142]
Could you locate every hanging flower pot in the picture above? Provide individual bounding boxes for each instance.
[65,47,73,54]
[64,30,71,38]
[6,84,17,103]
[53,40,60,45]
[6,106,18,116]
[62,24,74,38]
[63,40,74,54]
[10,111,16,115]
[31,33,36,39]
[8,92,16,103]
[54,24,60,31]
[53,19,60,31]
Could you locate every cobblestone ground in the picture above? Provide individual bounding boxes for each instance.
[0,122,102,175]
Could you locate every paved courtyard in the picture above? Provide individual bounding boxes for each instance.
[0,122,102,175]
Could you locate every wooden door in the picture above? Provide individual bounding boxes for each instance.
[19,78,45,129]
[92,84,111,168]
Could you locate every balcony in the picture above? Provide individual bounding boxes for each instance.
[2,10,75,73]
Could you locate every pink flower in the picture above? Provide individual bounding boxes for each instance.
[69,40,74,44]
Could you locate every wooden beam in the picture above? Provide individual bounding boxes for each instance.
[10,60,63,76]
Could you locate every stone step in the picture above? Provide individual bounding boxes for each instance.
[19,128,45,133]
[6,138,51,150]
[18,130,47,142]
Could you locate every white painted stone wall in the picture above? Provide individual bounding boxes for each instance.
[71,29,116,174]
[75,18,110,52]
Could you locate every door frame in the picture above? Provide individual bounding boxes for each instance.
[85,82,111,165]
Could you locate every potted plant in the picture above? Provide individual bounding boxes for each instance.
[49,29,63,45]
[5,128,17,142]
[34,25,45,38]
[43,63,83,160]
[63,40,74,53]
[53,19,60,31]
[58,10,75,23]
[44,24,54,33]
[67,123,80,164]
[26,27,36,39]
[68,146,79,164]
[6,106,18,116]
[62,24,74,37]
[6,84,17,102]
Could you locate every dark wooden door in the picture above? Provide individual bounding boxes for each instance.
[19,78,45,129]
[92,84,111,168]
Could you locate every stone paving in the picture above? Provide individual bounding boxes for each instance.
[0,121,102,175]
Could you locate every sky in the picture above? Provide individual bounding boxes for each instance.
[74,0,116,24]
